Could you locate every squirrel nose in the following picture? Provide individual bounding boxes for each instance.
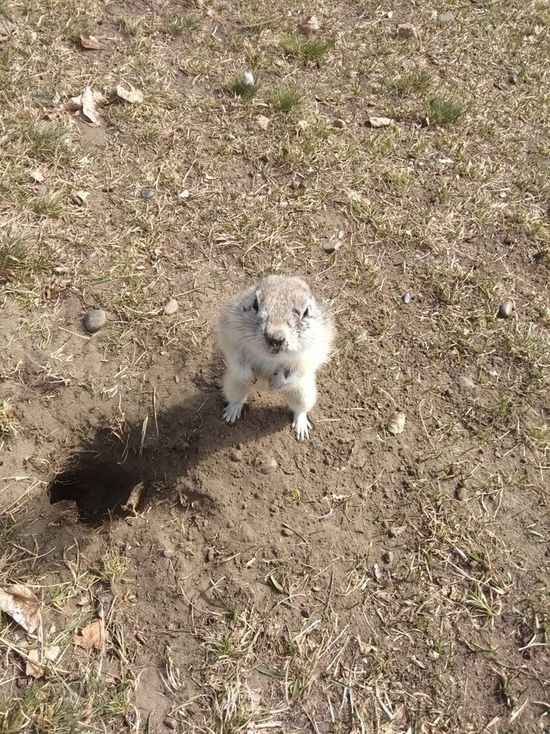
[265,332,286,348]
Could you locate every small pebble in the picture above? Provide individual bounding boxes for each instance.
[382,551,394,565]
[438,11,455,22]
[455,485,467,501]
[164,717,177,730]
[507,72,518,85]
[333,118,346,129]
[254,455,278,474]
[389,525,406,538]
[206,548,215,562]
[402,291,412,304]
[498,299,515,319]
[83,309,106,334]
[163,549,175,558]
[281,527,292,537]
[140,187,156,200]
[163,298,179,315]
[456,375,476,390]
[387,410,406,436]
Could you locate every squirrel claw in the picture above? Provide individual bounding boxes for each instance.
[293,412,311,440]
[223,402,244,424]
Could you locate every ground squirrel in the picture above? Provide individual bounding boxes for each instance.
[217,275,335,440]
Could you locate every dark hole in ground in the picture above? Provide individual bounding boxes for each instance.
[49,453,142,524]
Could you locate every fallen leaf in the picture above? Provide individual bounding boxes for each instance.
[70,190,89,205]
[81,86,100,125]
[268,575,284,593]
[74,619,110,649]
[29,169,44,184]
[366,116,394,128]
[122,481,145,512]
[256,114,270,131]
[0,585,41,634]
[67,86,105,125]
[322,230,345,253]
[298,15,320,36]
[387,410,406,435]
[116,83,143,104]
[25,648,43,678]
[25,645,61,678]
[0,14,17,39]
[80,34,100,50]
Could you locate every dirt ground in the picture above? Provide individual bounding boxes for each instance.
[0,0,549,732]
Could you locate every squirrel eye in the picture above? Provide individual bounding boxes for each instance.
[252,296,259,312]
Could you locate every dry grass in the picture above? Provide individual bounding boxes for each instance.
[1,0,550,732]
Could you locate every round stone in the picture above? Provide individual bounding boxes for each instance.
[83,309,106,333]
[498,299,515,319]
[254,455,278,474]
[455,485,467,501]
[140,187,156,200]
[163,298,179,315]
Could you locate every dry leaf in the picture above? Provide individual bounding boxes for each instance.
[29,169,44,184]
[367,116,394,128]
[116,83,143,104]
[298,15,320,36]
[25,645,61,678]
[80,34,100,50]
[387,410,406,435]
[81,86,100,125]
[122,481,145,512]
[322,230,345,253]
[0,585,41,634]
[67,86,104,125]
[0,14,17,39]
[256,114,270,131]
[70,190,89,205]
[25,648,43,678]
[74,619,110,649]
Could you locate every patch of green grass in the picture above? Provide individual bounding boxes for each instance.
[226,74,257,101]
[22,122,72,162]
[159,11,202,36]
[391,68,432,95]
[28,193,64,218]
[428,95,467,125]
[281,35,334,62]
[268,85,303,113]
[0,235,28,281]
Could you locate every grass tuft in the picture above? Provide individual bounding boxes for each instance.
[22,122,72,162]
[226,75,258,101]
[428,94,467,124]
[160,12,201,36]
[268,85,303,113]
[281,35,334,61]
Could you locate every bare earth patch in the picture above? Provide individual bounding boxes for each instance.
[0,0,549,732]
